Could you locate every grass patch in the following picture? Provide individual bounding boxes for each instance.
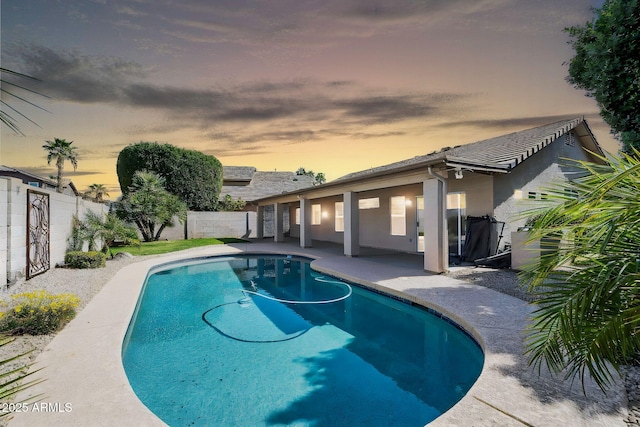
[109,238,247,256]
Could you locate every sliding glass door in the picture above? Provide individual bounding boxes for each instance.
[416,192,466,256]
[446,192,466,257]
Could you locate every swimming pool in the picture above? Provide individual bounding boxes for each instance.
[122,255,484,426]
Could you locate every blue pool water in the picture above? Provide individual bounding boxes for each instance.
[122,255,483,426]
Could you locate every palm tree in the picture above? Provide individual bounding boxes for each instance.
[115,171,187,242]
[0,68,49,136]
[43,138,78,193]
[85,183,109,203]
[80,210,139,256]
[519,150,640,391]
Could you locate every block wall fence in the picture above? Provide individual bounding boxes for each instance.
[1,176,284,284]
[0,177,108,285]
[160,207,284,240]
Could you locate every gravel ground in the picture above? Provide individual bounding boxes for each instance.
[0,253,139,427]
[446,265,539,302]
[447,265,638,426]
[0,259,636,425]
[0,254,139,363]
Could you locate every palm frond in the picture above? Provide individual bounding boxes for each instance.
[0,337,44,410]
[520,151,640,391]
[0,67,49,135]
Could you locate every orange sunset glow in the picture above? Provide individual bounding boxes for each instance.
[1,0,617,199]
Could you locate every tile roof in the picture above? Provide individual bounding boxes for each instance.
[221,170,315,201]
[222,166,256,182]
[335,117,599,182]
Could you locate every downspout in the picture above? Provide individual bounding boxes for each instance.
[428,166,448,273]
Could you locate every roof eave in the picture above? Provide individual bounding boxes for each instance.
[444,156,511,174]
[253,157,448,204]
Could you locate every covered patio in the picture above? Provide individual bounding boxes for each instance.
[254,170,452,274]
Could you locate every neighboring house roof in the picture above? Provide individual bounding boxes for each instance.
[255,117,605,204]
[222,166,257,184]
[0,165,80,196]
[335,117,603,182]
[221,168,315,202]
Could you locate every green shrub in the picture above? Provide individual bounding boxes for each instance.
[64,251,106,268]
[0,291,81,335]
[116,142,223,210]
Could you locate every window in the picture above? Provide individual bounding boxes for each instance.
[390,196,406,236]
[295,208,300,225]
[359,197,380,209]
[335,202,344,232]
[311,204,322,225]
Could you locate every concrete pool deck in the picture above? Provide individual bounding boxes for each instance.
[8,241,627,426]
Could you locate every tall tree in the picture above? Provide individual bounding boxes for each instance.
[84,183,109,203]
[115,171,187,242]
[296,167,326,185]
[565,0,640,151]
[520,151,640,391]
[42,138,78,193]
[116,142,223,211]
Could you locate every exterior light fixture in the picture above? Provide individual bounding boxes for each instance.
[454,169,463,180]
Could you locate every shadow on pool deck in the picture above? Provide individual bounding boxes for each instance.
[233,239,626,426]
[7,239,627,427]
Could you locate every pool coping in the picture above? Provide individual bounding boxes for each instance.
[7,243,627,426]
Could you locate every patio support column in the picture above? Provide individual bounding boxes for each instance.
[256,205,264,239]
[299,198,312,248]
[423,177,447,273]
[274,203,285,242]
[343,191,359,257]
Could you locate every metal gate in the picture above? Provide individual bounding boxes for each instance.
[26,189,50,279]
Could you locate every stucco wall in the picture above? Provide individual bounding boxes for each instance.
[358,186,422,251]
[446,172,494,218]
[308,195,345,244]
[287,184,423,253]
[288,196,344,244]
[0,177,107,284]
[493,130,595,248]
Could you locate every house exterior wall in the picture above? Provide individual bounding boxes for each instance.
[358,185,422,251]
[289,184,423,253]
[288,196,344,244]
[253,119,603,270]
[446,172,494,218]
[493,130,594,248]
[288,202,301,238]
[0,177,107,284]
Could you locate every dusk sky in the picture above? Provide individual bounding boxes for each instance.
[1,0,617,198]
